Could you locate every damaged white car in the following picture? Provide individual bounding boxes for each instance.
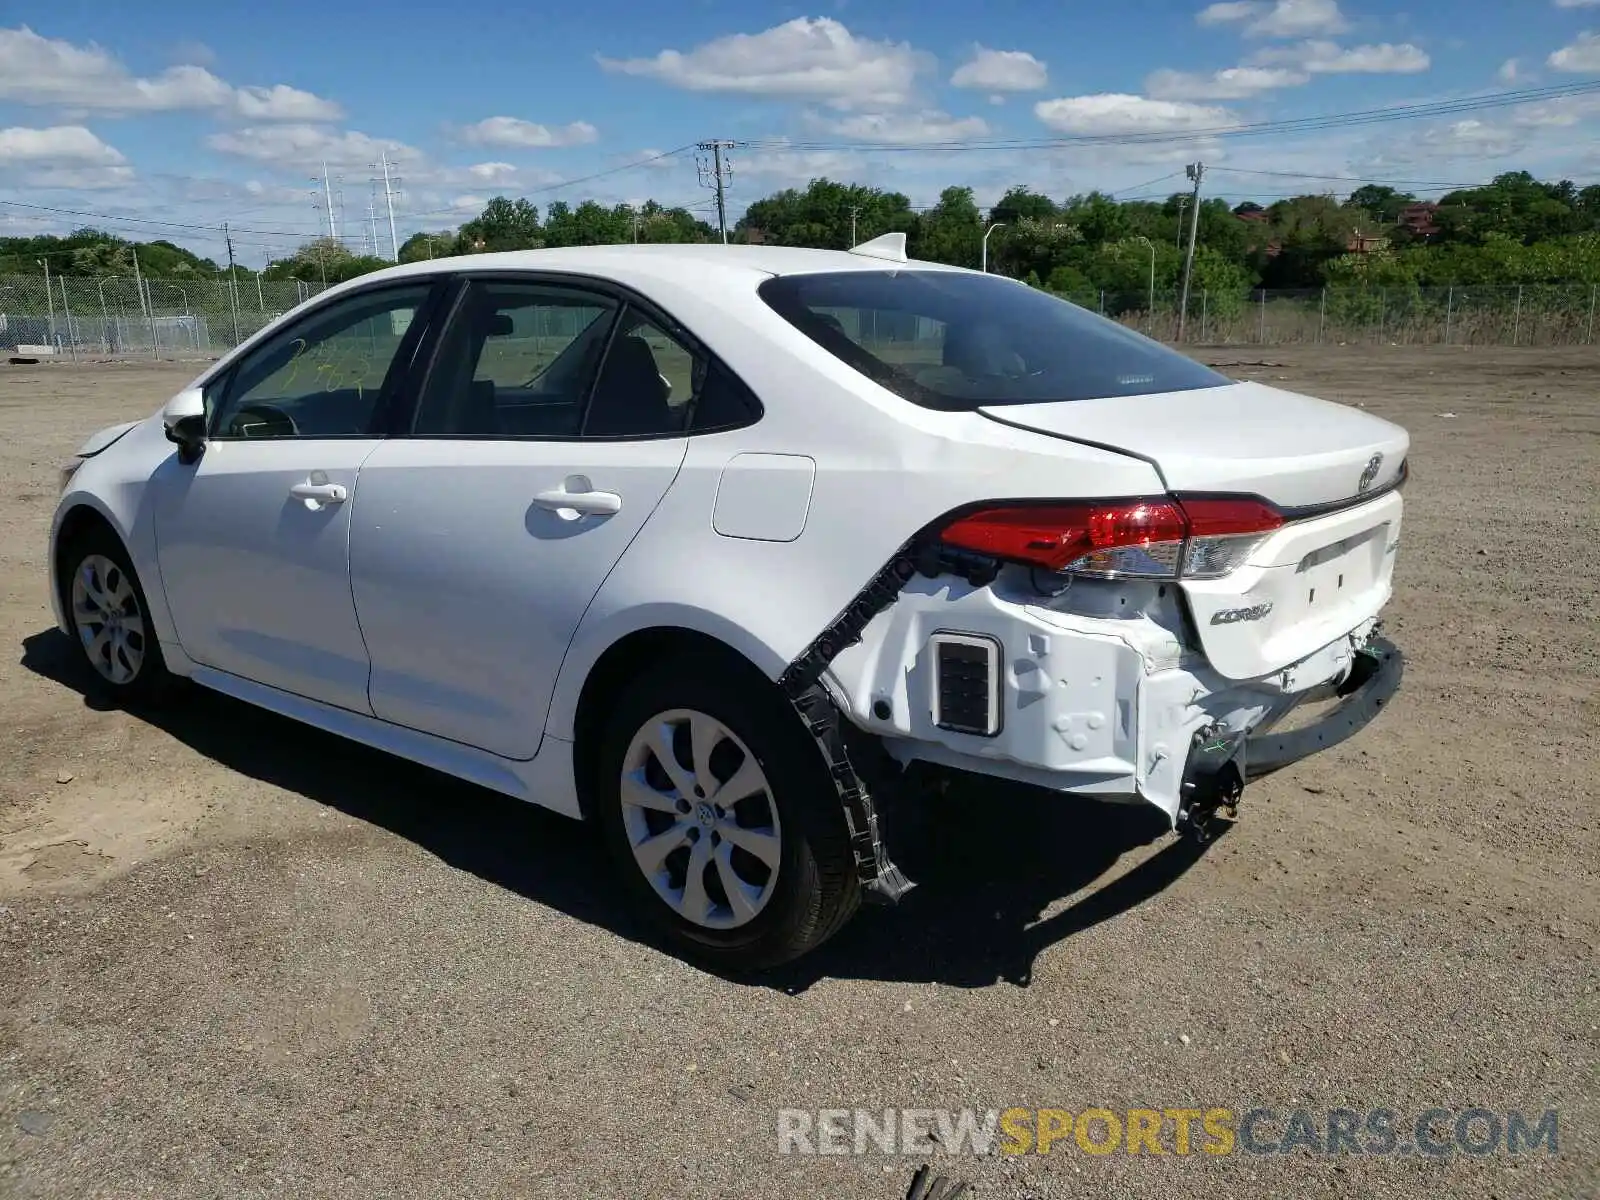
[49,235,1406,970]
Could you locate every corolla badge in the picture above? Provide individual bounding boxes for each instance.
[1211,602,1274,625]
[1358,452,1384,493]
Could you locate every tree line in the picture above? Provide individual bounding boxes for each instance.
[6,171,1600,293]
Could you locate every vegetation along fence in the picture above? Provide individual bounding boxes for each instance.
[3,276,1598,360]
[1062,284,1600,347]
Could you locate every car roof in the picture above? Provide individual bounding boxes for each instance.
[318,242,972,305]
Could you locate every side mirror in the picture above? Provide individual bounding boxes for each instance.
[162,387,207,464]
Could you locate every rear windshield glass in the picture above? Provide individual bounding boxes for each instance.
[758,270,1229,411]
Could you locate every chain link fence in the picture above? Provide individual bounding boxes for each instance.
[0,275,327,360]
[1060,284,1600,347]
[4,275,1599,360]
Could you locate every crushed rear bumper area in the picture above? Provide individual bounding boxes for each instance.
[1177,635,1404,840]
[1246,635,1404,778]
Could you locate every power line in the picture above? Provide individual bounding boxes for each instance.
[401,145,698,220]
[741,80,1600,154]
[1208,167,1492,189]
[1110,170,1184,197]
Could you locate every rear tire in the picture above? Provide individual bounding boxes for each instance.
[59,525,177,706]
[595,654,861,972]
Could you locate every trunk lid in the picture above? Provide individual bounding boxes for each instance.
[977,380,1409,510]
[979,380,1409,679]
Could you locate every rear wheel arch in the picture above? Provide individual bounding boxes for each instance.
[571,626,774,822]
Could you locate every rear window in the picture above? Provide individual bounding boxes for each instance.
[757,270,1228,411]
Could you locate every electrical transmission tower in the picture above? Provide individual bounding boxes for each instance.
[370,151,402,259]
[696,140,741,244]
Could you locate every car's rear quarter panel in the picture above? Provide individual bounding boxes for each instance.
[542,267,1169,741]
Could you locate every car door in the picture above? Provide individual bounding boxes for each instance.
[349,276,700,759]
[152,281,440,713]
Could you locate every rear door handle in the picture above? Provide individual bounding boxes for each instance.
[289,481,348,505]
[533,477,622,520]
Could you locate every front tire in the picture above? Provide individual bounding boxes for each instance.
[60,525,176,706]
[596,655,861,972]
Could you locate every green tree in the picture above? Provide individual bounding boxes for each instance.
[398,230,457,262]
[457,197,542,253]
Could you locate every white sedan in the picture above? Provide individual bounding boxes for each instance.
[49,234,1408,970]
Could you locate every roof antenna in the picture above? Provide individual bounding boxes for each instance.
[848,231,908,263]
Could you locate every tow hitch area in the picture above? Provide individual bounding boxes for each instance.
[1178,725,1247,845]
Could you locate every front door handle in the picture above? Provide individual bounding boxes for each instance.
[532,476,622,520]
[289,480,348,506]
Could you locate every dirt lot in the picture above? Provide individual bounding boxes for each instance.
[0,348,1595,1200]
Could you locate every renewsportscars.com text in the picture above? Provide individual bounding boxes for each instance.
[777,1106,1560,1158]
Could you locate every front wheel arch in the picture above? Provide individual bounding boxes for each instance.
[53,503,122,622]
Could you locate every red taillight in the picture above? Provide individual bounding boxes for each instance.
[937,496,1283,579]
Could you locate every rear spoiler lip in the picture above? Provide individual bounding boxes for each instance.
[1173,456,1408,524]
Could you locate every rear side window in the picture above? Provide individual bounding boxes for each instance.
[758,270,1228,411]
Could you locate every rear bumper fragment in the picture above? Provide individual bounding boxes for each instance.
[1244,635,1404,779]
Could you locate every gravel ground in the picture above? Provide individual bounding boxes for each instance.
[0,348,1595,1200]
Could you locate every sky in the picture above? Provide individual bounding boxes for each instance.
[3,0,1600,265]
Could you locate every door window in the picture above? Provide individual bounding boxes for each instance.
[582,308,698,438]
[413,280,762,439]
[209,284,433,439]
[413,282,619,437]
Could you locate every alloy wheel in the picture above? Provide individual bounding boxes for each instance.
[70,553,146,685]
[618,708,782,930]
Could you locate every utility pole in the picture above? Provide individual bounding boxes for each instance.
[848,205,859,247]
[320,161,337,240]
[367,192,380,258]
[38,257,55,343]
[377,151,401,259]
[697,140,739,244]
[223,223,241,345]
[1174,196,1189,253]
[1177,162,1205,343]
[129,244,156,359]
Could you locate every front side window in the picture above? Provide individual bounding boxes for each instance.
[758,270,1228,411]
[210,285,432,439]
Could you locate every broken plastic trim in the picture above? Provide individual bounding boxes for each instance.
[779,543,922,905]
[774,521,1073,902]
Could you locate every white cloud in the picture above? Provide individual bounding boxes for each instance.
[1146,65,1308,99]
[234,85,343,121]
[1034,94,1234,134]
[950,46,1048,91]
[1244,0,1349,38]
[1510,92,1600,126]
[1499,58,1521,82]
[1549,31,1600,71]
[466,161,518,180]
[0,124,126,165]
[205,124,420,170]
[456,117,599,148]
[1435,119,1521,157]
[819,109,991,143]
[23,165,136,190]
[1197,2,1264,25]
[1254,40,1431,73]
[596,17,932,109]
[0,25,342,120]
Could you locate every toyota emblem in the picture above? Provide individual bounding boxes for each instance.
[1358,453,1383,494]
